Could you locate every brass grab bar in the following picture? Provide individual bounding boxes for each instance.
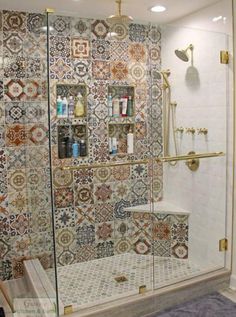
[157,151,225,163]
[62,159,149,170]
[61,152,225,170]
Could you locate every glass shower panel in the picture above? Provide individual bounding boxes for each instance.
[45,13,156,314]
[152,24,228,289]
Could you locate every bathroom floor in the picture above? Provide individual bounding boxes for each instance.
[46,254,215,312]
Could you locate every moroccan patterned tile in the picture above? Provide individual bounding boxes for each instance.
[133,237,152,255]
[0,12,2,31]
[131,179,149,199]
[27,58,42,78]
[171,241,188,259]
[94,183,113,203]
[73,167,94,185]
[72,38,90,59]
[0,103,4,124]
[76,223,95,247]
[72,59,91,80]
[0,260,12,280]
[30,232,54,255]
[129,24,147,42]
[92,60,110,80]
[28,189,51,212]
[153,221,171,241]
[50,16,71,36]
[3,32,24,56]
[9,235,31,257]
[27,123,48,146]
[92,142,110,162]
[0,149,6,171]
[9,213,31,236]
[6,146,26,169]
[91,20,109,39]
[56,227,75,248]
[74,184,94,205]
[129,62,146,82]
[0,125,5,147]
[171,222,188,244]
[110,61,128,81]
[96,241,114,258]
[149,46,161,64]
[95,221,114,243]
[113,181,132,201]
[153,240,171,257]
[114,199,131,220]
[38,252,53,270]
[92,39,110,60]
[94,103,108,120]
[3,57,27,78]
[112,165,130,181]
[94,167,112,183]
[136,122,147,140]
[55,207,75,229]
[27,13,45,33]
[128,43,147,62]
[132,212,152,240]
[4,79,25,101]
[24,102,48,123]
[148,25,161,44]
[50,57,73,80]
[5,102,25,124]
[131,164,148,179]
[3,11,26,33]
[0,193,8,216]
[110,23,128,41]
[75,205,95,226]
[110,41,129,61]
[57,249,76,266]
[50,35,70,58]
[94,203,113,223]
[114,238,132,254]
[90,81,107,102]
[23,33,47,58]
[7,169,26,192]
[76,245,96,263]
[54,187,74,208]
[8,191,28,213]
[0,214,10,237]
[31,210,52,233]
[53,167,73,188]
[71,18,91,37]
[0,236,11,260]
[26,168,50,191]
[114,219,132,239]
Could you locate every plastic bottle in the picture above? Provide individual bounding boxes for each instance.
[108,93,113,117]
[74,93,85,117]
[127,129,134,154]
[80,139,87,156]
[72,140,79,158]
[61,97,68,118]
[127,96,133,117]
[58,139,66,159]
[121,97,128,117]
[112,137,118,155]
[66,137,73,158]
[112,99,120,117]
[56,96,63,118]
[109,137,112,154]
[68,96,75,119]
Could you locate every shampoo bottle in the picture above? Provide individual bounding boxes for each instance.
[112,99,120,117]
[62,97,68,118]
[112,137,118,155]
[74,93,85,117]
[127,96,133,117]
[127,128,134,154]
[108,94,113,117]
[72,140,79,158]
[56,96,63,118]
[68,96,75,119]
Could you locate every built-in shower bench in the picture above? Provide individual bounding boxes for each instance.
[124,200,190,259]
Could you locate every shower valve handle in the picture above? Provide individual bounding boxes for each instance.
[186,127,196,134]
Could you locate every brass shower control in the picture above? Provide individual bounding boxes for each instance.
[185,151,200,172]
[185,127,196,134]
[175,127,184,133]
[197,128,208,135]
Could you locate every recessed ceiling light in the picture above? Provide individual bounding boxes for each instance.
[150,5,166,13]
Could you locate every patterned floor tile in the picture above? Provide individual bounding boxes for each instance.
[73,167,94,185]
[114,199,131,220]
[5,102,25,124]
[0,260,12,280]
[24,102,48,123]
[0,171,7,193]
[0,148,6,171]
[114,219,132,239]
[26,167,50,191]
[153,240,171,257]
[27,189,51,212]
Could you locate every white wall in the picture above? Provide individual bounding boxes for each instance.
[161,23,230,268]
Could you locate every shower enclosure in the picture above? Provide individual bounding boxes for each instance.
[0,1,233,316]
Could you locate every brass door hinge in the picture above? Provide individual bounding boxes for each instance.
[219,238,228,251]
[220,51,229,64]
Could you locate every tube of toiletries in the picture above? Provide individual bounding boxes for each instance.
[72,140,79,158]
[112,99,120,117]
[112,137,118,155]
[108,93,113,117]
[80,139,87,156]
[127,129,134,154]
[121,97,128,117]
[62,97,68,118]
[127,96,133,117]
[56,96,63,118]
[68,96,75,119]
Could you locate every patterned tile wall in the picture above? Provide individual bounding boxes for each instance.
[0,10,54,280]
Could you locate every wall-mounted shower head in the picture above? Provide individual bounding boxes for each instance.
[175,44,194,62]
[107,0,133,24]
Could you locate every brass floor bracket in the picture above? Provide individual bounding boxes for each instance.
[185,151,200,172]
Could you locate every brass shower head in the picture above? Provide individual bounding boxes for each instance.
[107,0,133,24]
[175,44,194,62]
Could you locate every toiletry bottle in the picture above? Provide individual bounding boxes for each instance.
[68,96,75,119]
[127,128,134,154]
[62,97,68,118]
[74,93,85,117]
[56,96,63,118]
[112,137,118,155]
[58,139,66,159]
[72,139,79,158]
[66,137,73,158]
[109,137,112,154]
[121,96,128,117]
[127,96,133,117]
[112,99,120,117]
[80,139,87,156]
[108,93,113,117]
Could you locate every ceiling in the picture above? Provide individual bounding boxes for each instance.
[0,0,221,24]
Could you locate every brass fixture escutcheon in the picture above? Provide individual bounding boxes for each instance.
[185,151,200,171]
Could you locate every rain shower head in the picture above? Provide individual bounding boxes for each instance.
[107,0,133,24]
[175,44,194,62]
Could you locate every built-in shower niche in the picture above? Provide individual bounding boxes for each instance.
[108,123,135,156]
[58,124,87,159]
[108,85,135,119]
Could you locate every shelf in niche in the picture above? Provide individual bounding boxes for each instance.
[56,83,87,119]
[108,85,135,119]
[108,123,135,156]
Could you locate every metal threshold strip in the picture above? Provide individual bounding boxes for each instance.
[61,152,225,170]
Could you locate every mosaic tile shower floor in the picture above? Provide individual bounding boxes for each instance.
[46,254,214,311]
